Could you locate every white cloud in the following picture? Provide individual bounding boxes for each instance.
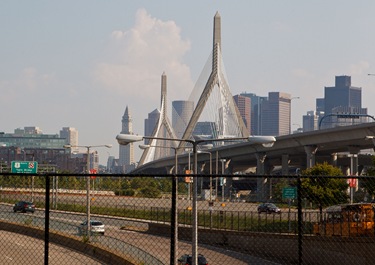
[0,67,57,103]
[93,8,193,102]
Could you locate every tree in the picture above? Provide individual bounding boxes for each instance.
[363,156,375,200]
[301,162,348,217]
[138,186,161,198]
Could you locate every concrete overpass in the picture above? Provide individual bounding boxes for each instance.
[131,122,375,175]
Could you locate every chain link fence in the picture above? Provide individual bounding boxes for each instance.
[0,173,375,264]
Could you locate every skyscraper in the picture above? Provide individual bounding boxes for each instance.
[322,76,367,128]
[60,127,78,152]
[233,95,251,134]
[316,98,325,113]
[261,92,291,136]
[240,92,267,135]
[144,109,160,144]
[119,106,134,173]
[172,100,194,139]
[302,111,319,132]
[324,76,362,115]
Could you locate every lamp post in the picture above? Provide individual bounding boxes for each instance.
[186,148,192,201]
[198,150,213,228]
[220,159,226,202]
[197,150,212,201]
[22,150,35,202]
[139,144,180,265]
[116,133,276,265]
[63,144,112,241]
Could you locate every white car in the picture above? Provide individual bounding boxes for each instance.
[78,220,105,235]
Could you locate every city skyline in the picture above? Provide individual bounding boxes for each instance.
[1,1,375,163]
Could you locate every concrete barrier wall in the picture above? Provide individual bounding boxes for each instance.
[0,221,136,265]
[147,223,375,265]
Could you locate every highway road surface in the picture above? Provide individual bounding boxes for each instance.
[0,231,103,265]
[1,200,283,264]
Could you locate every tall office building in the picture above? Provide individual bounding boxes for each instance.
[261,92,291,136]
[144,109,161,144]
[316,98,325,113]
[240,93,267,135]
[323,76,367,128]
[119,106,134,173]
[302,111,319,132]
[59,127,78,148]
[172,100,194,139]
[233,95,251,134]
[324,76,362,114]
[193,121,218,137]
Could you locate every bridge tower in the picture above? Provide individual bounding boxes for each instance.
[138,72,178,166]
[139,12,249,165]
[178,12,249,150]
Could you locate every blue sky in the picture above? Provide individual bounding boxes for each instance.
[1,1,375,163]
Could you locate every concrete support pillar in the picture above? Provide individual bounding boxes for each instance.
[256,152,267,202]
[331,153,337,167]
[350,154,359,176]
[304,145,318,168]
[348,146,360,176]
[281,154,289,176]
[348,146,360,203]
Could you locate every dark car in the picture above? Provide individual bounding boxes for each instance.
[257,203,281,214]
[178,254,208,265]
[13,201,35,213]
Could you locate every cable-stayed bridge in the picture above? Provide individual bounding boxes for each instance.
[135,12,375,180]
[140,12,248,166]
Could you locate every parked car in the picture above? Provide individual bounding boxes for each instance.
[78,220,105,235]
[13,201,35,213]
[257,203,281,214]
[178,254,208,265]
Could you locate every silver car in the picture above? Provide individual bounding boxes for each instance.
[78,220,105,235]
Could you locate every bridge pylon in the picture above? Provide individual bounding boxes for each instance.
[138,72,178,166]
[178,12,249,151]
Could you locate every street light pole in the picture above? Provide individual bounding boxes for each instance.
[220,159,226,202]
[85,146,91,239]
[197,151,212,201]
[116,133,276,265]
[139,144,179,265]
[64,144,112,242]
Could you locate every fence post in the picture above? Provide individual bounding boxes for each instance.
[45,174,50,265]
[297,176,302,265]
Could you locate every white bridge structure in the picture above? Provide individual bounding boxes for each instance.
[139,12,248,166]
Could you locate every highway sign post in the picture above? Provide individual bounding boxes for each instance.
[283,187,297,232]
[282,187,297,199]
[11,161,38,174]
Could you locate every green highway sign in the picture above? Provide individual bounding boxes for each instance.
[282,187,297,199]
[11,161,38,174]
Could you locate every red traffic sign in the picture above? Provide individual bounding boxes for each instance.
[90,169,97,179]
